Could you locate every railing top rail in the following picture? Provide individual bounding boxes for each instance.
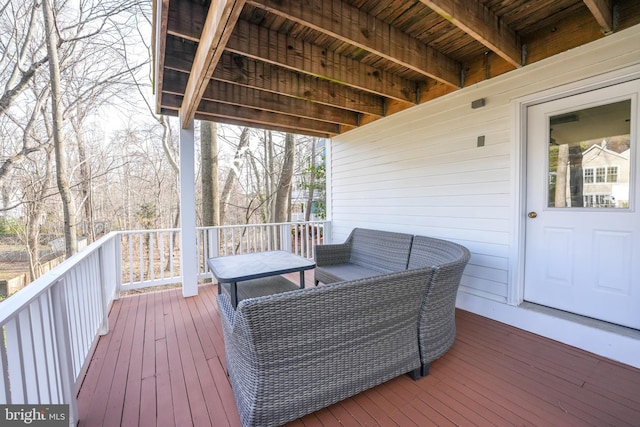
[119,228,180,234]
[0,221,328,323]
[197,220,327,230]
[0,231,120,324]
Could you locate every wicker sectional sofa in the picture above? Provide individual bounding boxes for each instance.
[315,228,471,375]
[217,228,470,427]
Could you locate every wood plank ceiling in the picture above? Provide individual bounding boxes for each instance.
[153,0,640,138]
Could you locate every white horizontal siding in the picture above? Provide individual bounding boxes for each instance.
[329,24,640,303]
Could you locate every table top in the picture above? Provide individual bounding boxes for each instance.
[207,250,316,282]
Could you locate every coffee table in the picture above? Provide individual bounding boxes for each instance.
[207,250,316,308]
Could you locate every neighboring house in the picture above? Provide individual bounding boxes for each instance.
[581,143,630,208]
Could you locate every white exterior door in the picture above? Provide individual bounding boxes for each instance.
[524,80,640,329]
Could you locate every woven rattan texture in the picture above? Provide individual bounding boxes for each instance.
[218,268,431,427]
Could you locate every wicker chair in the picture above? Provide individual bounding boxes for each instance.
[218,267,432,427]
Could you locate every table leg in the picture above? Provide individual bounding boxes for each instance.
[231,282,238,308]
[299,270,305,289]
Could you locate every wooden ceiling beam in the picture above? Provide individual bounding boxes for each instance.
[228,19,417,104]
[247,0,461,87]
[197,101,342,136]
[583,0,614,33]
[202,80,361,126]
[213,53,385,117]
[161,70,372,127]
[163,35,197,71]
[161,42,385,117]
[180,0,245,128]
[166,0,206,42]
[419,0,522,67]
[194,115,338,138]
[161,106,335,138]
[152,0,170,114]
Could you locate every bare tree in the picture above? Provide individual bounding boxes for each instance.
[220,127,250,224]
[0,2,48,118]
[304,138,317,221]
[201,121,220,226]
[274,133,295,223]
[25,145,54,280]
[265,130,275,220]
[43,0,78,257]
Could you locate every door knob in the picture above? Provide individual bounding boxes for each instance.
[528,212,537,218]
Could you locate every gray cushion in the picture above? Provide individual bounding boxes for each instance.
[349,228,413,271]
[316,263,391,283]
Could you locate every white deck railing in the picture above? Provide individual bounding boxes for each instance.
[119,220,328,292]
[0,221,327,425]
[0,232,120,425]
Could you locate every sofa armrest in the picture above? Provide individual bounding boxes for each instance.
[314,243,351,266]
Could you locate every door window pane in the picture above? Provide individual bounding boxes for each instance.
[548,100,632,208]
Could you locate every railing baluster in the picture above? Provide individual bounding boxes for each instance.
[4,318,25,403]
[51,280,79,426]
[138,232,144,282]
[169,230,175,279]
[18,310,38,403]
[252,226,257,253]
[30,299,47,402]
[150,232,156,282]
[158,232,165,280]
[71,268,84,374]
[98,246,109,336]
[128,234,134,285]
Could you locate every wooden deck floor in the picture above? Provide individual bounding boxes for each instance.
[77,275,640,426]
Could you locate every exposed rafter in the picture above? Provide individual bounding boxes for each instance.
[162,47,386,118]
[583,0,614,33]
[180,0,245,128]
[162,106,336,138]
[247,0,461,88]
[202,80,361,126]
[197,102,342,136]
[419,0,523,67]
[152,0,170,114]
[227,19,417,104]
[166,0,207,41]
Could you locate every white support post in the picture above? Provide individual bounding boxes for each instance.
[179,117,198,297]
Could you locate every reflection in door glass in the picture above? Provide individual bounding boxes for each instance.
[548,100,631,208]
